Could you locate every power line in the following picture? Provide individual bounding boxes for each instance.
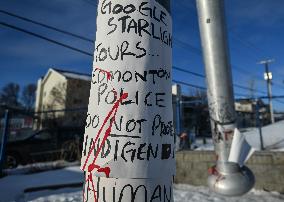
[173,79,251,97]
[173,65,204,78]
[0,21,260,100]
[2,9,272,91]
[177,0,267,60]
[0,19,250,97]
[231,64,264,82]
[0,9,93,42]
[173,36,269,84]
[176,1,284,90]
[173,37,202,56]
[0,21,93,56]
[258,95,284,99]
[173,65,266,95]
[257,96,284,105]
[0,18,271,96]
[275,99,284,105]
[272,82,284,90]
[233,84,266,94]
[173,39,281,93]
[0,9,264,95]
[172,79,206,90]
[229,31,266,59]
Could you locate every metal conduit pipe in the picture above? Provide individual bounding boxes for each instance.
[196,0,255,196]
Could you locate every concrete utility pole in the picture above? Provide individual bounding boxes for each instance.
[259,59,275,124]
[196,0,254,196]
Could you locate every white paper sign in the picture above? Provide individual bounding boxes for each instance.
[228,128,255,166]
[81,0,174,179]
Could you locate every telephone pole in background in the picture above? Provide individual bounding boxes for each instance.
[259,59,275,124]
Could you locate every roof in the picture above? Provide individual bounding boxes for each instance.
[52,68,91,81]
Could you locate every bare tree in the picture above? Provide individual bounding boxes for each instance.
[0,82,20,107]
[22,83,36,110]
[48,83,67,108]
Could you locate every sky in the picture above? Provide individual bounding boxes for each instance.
[0,0,284,111]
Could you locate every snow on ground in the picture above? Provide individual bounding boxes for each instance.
[173,184,284,202]
[4,161,80,176]
[0,166,83,202]
[194,120,284,152]
[194,138,214,151]
[24,184,284,202]
[244,120,284,150]
[1,165,284,202]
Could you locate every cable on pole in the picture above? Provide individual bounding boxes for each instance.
[172,79,207,90]
[173,65,204,78]
[173,65,267,95]
[0,21,93,57]
[0,9,93,42]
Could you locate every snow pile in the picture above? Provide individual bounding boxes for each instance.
[1,165,283,202]
[245,120,284,150]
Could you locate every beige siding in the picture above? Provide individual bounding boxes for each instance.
[35,68,91,129]
[64,78,90,126]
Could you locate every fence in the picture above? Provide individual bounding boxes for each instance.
[0,106,87,173]
[0,98,283,172]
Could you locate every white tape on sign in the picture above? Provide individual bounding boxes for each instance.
[81,0,174,179]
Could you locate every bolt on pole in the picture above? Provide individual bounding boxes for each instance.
[196,0,254,196]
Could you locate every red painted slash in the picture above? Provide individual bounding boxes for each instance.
[95,67,112,81]
[82,92,128,202]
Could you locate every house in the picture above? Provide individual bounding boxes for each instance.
[34,68,91,129]
[235,99,270,128]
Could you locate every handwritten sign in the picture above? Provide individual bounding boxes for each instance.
[81,0,173,201]
[83,176,173,202]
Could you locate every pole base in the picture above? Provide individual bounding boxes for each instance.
[208,162,255,196]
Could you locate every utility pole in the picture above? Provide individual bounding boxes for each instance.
[0,109,9,175]
[172,84,182,136]
[173,84,182,151]
[255,99,264,150]
[259,59,275,124]
[81,0,174,201]
[196,0,254,196]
